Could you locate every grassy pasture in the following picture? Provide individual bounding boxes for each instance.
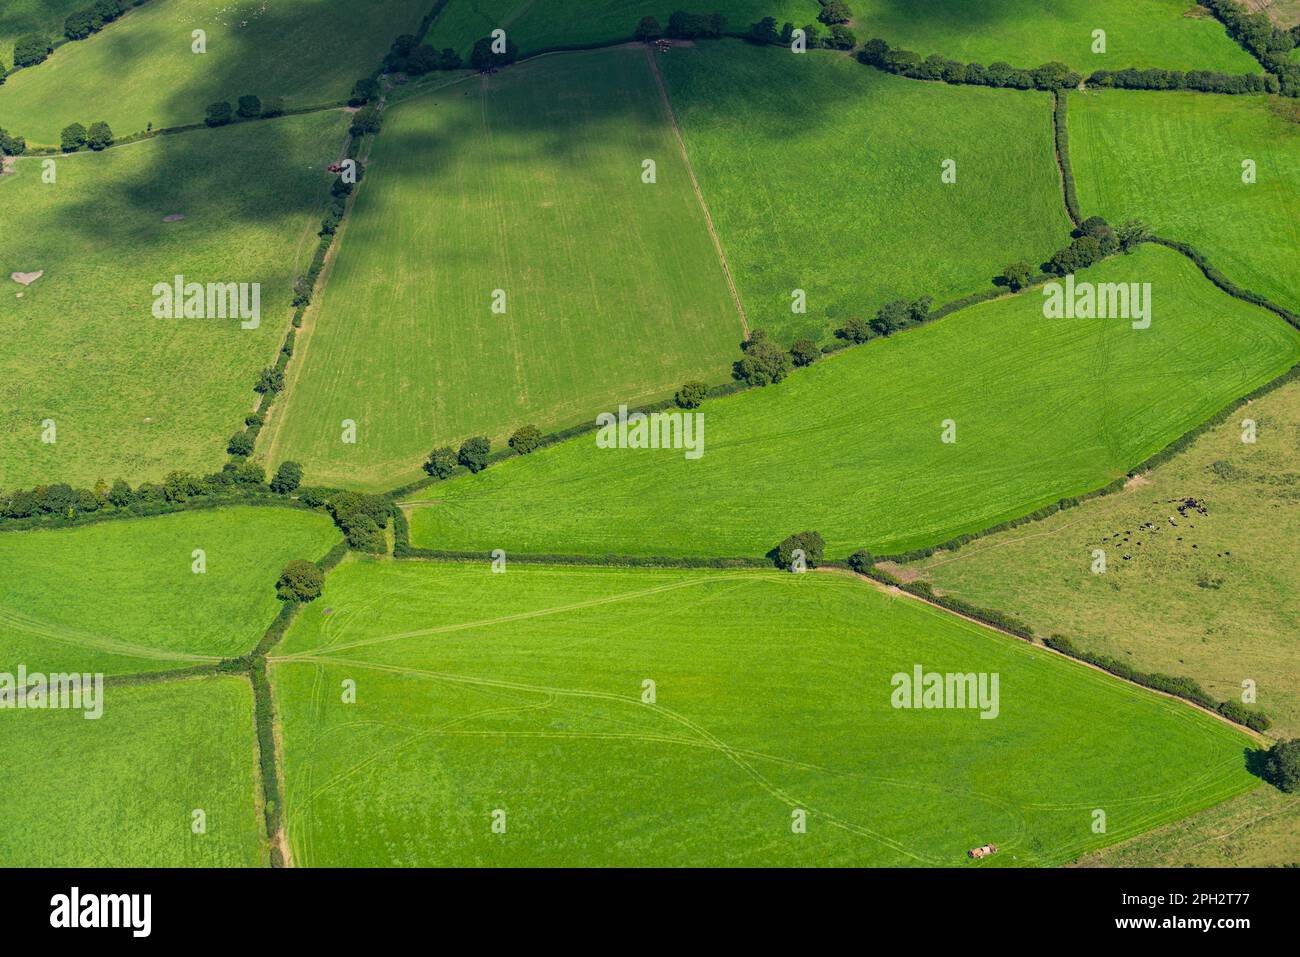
[849,0,1260,74]
[906,378,1300,737]
[659,41,1071,345]
[0,0,431,143]
[426,0,822,59]
[406,245,1300,559]
[270,559,1258,867]
[0,111,347,489]
[0,507,340,676]
[1070,89,1300,314]
[266,47,743,490]
[1078,786,1300,867]
[0,676,264,866]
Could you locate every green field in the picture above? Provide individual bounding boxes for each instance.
[1071,89,1300,314]
[0,0,85,66]
[269,558,1258,866]
[0,111,347,488]
[659,41,1072,344]
[426,0,822,59]
[266,47,744,490]
[406,245,1300,559]
[905,377,1300,736]
[0,676,263,866]
[0,0,431,143]
[851,0,1260,73]
[0,507,340,676]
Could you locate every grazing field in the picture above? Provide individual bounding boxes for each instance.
[1070,89,1300,314]
[0,507,340,676]
[0,0,430,143]
[266,47,743,490]
[0,0,86,66]
[426,0,822,59]
[850,0,1260,73]
[1077,786,1300,867]
[270,559,1258,867]
[0,676,263,867]
[659,42,1071,345]
[905,378,1300,736]
[0,111,347,489]
[406,246,1300,559]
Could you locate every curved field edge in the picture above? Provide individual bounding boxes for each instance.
[0,506,342,675]
[1068,88,1300,316]
[902,374,1300,737]
[404,244,1300,560]
[267,559,1259,867]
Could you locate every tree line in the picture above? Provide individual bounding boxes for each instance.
[858,35,1282,96]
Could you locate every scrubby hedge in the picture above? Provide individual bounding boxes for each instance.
[221,122,372,473]
[251,600,300,658]
[858,30,1283,97]
[0,467,309,531]
[880,575,1036,640]
[1043,635,1272,732]
[249,659,285,865]
[1086,66,1276,95]
[1144,236,1300,333]
[64,0,129,42]
[858,38,1082,91]
[1203,0,1300,96]
[1052,91,1082,226]
[865,560,1273,733]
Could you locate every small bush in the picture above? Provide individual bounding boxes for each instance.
[423,446,457,479]
[790,338,819,367]
[847,549,874,573]
[270,461,303,494]
[60,123,88,153]
[1265,739,1300,792]
[458,436,491,473]
[675,381,707,409]
[775,530,825,570]
[86,121,114,151]
[276,559,323,602]
[509,425,543,455]
[205,101,233,127]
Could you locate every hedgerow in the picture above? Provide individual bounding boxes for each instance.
[858,32,1282,97]
[1202,0,1300,96]
[1041,635,1271,732]
[249,659,285,865]
[1052,91,1082,226]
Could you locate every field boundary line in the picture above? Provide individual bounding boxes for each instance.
[644,44,750,340]
[259,129,375,467]
[819,567,1272,744]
